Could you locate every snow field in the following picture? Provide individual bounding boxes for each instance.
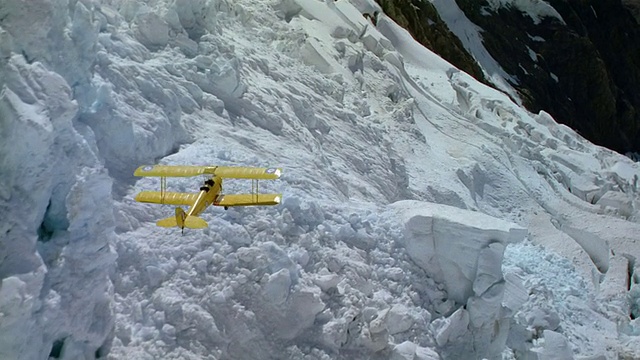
[0,0,639,359]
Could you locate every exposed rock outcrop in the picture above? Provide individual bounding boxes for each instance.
[624,0,640,23]
[375,0,486,82]
[379,0,640,155]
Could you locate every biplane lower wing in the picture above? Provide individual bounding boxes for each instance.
[135,191,199,206]
[134,165,282,179]
[214,194,282,207]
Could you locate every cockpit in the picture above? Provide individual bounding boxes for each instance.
[200,179,215,191]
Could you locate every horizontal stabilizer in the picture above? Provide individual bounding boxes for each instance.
[214,193,282,207]
[156,215,208,229]
[184,216,208,229]
[157,216,177,228]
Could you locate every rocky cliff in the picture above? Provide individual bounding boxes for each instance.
[624,0,640,22]
[376,0,485,82]
[379,0,640,155]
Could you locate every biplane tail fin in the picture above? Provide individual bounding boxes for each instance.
[156,207,208,230]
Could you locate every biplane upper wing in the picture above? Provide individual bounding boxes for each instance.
[214,194,282,207]
[134,165,214,177]
[135,191,199,206]
[207,166,282,180]
[134,165,282,179]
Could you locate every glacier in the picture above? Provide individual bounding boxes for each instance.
[0,0,639,359]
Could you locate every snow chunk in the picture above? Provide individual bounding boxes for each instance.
[596,191,634,218]
[313,273,341,292]
[474,242,505,295]
[393,200,526,359]
[609,160,640,185]
[430,307,470,347]
[560,225,610,274]
[267,287,325,340]
[502,272,528,314]
[300,36,339,74]
[0,270,45,359]
[264,268,292,305]
[391,341,440,360]
[385,304,415,335]
[537,330,575,359]
[133,12,169,50]
[392,200,526,303]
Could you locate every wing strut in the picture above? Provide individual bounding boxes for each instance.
[252,179,259,203]
[161,176,166,204]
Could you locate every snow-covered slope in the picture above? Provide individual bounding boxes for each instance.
[1,0,639,359]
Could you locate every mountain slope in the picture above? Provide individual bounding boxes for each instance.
[0,0,639,359]
[380,0,640,155]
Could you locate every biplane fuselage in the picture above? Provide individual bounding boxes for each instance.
[189,175,223,217]
[133,165,282,232]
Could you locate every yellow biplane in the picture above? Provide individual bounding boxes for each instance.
[133,165,282,232]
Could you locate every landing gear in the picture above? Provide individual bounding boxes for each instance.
[224,206,229,210]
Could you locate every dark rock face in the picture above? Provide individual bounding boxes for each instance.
[623,0,640,23]
[379,0,640,154]
[376,0,486,82]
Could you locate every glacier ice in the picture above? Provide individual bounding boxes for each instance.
[1,0,640,359]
